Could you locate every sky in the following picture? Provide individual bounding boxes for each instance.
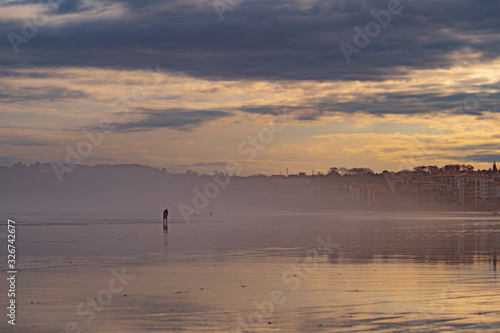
[1,0,500,175]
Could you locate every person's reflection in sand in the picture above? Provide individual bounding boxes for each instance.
[163,226,168,254]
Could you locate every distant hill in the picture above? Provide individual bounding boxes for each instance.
[0,163,348,217]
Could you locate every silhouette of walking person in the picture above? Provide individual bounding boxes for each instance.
[163,208,169,230]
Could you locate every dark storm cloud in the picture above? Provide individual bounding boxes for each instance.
[0,68,67,79]
[2,0,500,81]
[113,108,231,131]
[0,85,87,103]
[2,0,500,119]
[454,143,500,151]
[333,91,500,115]
[238,88,500,119]
[463,154,500,163]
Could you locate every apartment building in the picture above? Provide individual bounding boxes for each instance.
[455,174,495,205]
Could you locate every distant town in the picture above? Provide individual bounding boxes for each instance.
[4,162,500,214]
[261,163,500,209]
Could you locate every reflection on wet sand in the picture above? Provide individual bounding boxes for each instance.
[325,218,500,266]
[163,226,168,254]
[5,212,500,332]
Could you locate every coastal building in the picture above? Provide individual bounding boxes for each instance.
[455,174,494,205]
[428,172,465,187]
[495,182,500,202]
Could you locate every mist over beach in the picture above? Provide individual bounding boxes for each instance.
[2,0,500,331]
[2,211,500,332]
[2,163,500,332]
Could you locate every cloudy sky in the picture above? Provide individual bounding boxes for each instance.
[1,0,500,175]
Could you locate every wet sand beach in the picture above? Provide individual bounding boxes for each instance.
[2,212,500,332]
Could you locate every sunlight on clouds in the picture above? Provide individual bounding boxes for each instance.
[1,52,500,172]
[0,4,40,21]
[0,1,127,24]
[49,2,128,26]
